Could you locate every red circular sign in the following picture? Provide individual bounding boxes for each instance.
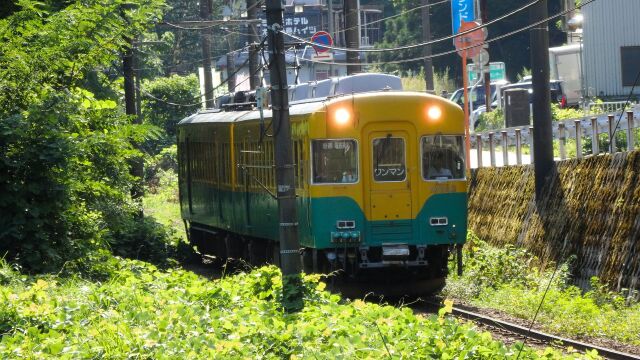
[454,21,485,59]
[311,31,333,53]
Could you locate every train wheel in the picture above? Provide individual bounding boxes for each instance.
[301,248,313,274]
[248,239,267,267]
[225,234,244,261]
[271,241,281,268]
[188,226,204,253]
[211,233,228,267]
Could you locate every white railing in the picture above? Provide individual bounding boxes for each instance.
[588,101,632,115]
[470,105,640,168]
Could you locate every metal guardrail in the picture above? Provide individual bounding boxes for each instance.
[588,101,633,115]
[470,105,640,168]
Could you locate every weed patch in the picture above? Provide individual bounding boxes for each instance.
[444,233,640,346]
[0,257,599,358]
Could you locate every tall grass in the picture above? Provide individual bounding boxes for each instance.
[401,68,457,96]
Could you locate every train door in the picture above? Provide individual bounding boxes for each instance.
[364,124,418,245]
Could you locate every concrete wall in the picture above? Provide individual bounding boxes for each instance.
[468,151,640,292]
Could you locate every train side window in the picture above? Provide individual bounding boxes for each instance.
[311,139,358,184]
[421,135,465,180]
[293,140,305,189]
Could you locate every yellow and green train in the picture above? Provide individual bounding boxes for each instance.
[178,74,467,283]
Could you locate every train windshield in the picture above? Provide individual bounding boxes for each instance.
[421,135,465,180]
[372,136,406,182]
[311,139,358,184]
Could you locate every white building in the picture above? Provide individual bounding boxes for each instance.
[581,0,640,97]
[215,47,349,91]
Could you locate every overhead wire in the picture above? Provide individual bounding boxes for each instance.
[514,254,565,360]
[291,0,598,66]
[137,0,599,107]
[282,0,544,53]
[335,0,450,36]
[138,55,252,107]
[141,1,443,73]
[138,36,267,107]
[161,0,265,31]
[132,41,252,72]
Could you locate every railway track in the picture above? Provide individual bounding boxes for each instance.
[184,261,639,359]
[416,301,640,360]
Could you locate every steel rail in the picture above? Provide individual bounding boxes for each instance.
[448,305,640,360]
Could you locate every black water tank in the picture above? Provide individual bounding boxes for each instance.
[504,88,530,128]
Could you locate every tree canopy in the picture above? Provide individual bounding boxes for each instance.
[374,0,566,84]
[0,0,167,271]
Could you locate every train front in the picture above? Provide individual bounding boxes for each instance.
[304,92,467,285]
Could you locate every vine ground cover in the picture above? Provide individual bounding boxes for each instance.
[443,234,640,348]
[0,257,601,359]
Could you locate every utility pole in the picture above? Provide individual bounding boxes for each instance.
[133,45,143,123]
[123,37,144,210]
[123,45,136,120]
[344,0,360,74]
[480,0,491,112]
[530,0,554,199]
[421,0,434,92]
[247,0,260,89]
[226,47,237,92]
[265,0,303,312]
[327,0,334,38]
[327,0,334,77]
[200,0,215,108]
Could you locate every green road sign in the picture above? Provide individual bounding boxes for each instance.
[468,62,506,82]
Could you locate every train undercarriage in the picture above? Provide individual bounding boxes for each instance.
[187,222,454,295]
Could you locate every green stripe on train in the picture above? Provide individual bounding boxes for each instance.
[183,184,466,249]
[309,193,467,248]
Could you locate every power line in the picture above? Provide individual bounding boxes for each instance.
[160,0,265,31]
[137,0,599,104]
[335,0,450,36]
[139,37,267,107]
[294,0,598,66]
[283,0,543,53]
[139,56,253,107]
[133,42,252,72]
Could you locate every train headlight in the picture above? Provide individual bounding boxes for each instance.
[426,106,442,122]
[334,108,351,126]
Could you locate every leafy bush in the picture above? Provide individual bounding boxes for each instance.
[0,0,169,271]
[0,258,21,286]
[145,144,178,187]
[0,259,597,359]
[445,233,561,298]
[107,215,175,267]
[141,74,201,153]
[586,277,638,309]
[0,93,117,272]
[551,104,584,121]
[476,108,505,132]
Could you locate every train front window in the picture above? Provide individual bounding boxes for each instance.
[311,139,358,184]
[372,136,406,182]
[421,136,465,180]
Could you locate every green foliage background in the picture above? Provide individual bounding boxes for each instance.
[0,0,168,272]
